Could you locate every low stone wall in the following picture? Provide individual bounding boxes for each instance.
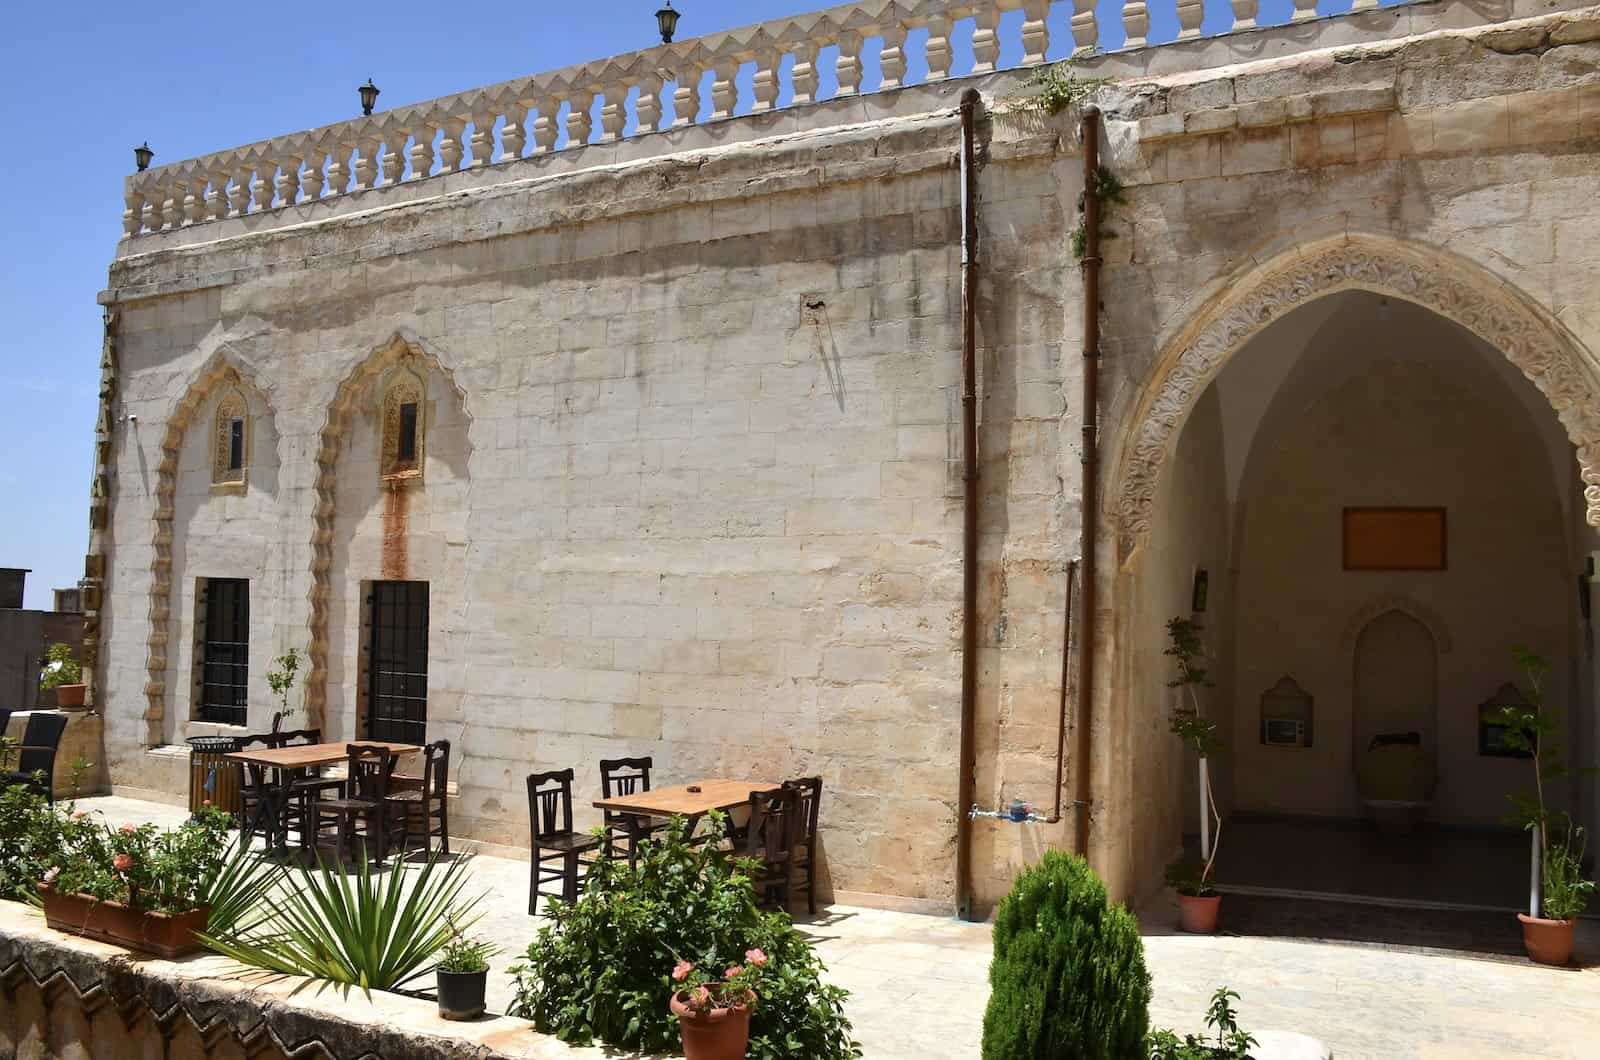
[0,901,601,1060]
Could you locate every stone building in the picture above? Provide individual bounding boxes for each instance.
[91,0,1600,915]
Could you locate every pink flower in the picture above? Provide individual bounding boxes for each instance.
[112,853,134,872]
[744,948,768,966]
[691,986,711,1007]
[119,824,137,835]
[671,960,693,982]
[724,965,745,980]
[72,812,87,821]
[42,867,60,885]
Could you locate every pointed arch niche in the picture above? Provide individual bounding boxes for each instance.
[305,333,471,733]
[142,354,276,745]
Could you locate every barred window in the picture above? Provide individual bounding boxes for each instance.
[197,578,249,725]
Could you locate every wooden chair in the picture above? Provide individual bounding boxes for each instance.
[744,786,800,911]
[3,713,69,804]
[783,776,823,914]
[310,745,397,867]
[237,732,290,851]
[277,728,344,845]
[388,740,451,855]
[599,756,662,862]
[527,769,601,913]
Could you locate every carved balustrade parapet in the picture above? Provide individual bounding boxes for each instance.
[120,0,1533,243]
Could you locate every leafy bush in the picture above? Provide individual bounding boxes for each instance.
[0,780,60,902]
[201,850,482,994]
[982,851,1151,1060]
[44,804,236,914]
[509,813,861,1060]
[39,643,82,691]
[1542,823,1595,921]
[1148,988,1258,1059]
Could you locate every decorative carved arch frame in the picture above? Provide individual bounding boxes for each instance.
[1338,594,1454,658]
[378,365,427,481]
[143,352,272,744]
[1113,233,1600,566]
[305,332,470,731]
[211,386,250,487]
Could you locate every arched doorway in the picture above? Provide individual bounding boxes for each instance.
[1102,236,1600,914]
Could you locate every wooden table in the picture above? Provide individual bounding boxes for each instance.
[225,741,421,852]
[594,778,777,855]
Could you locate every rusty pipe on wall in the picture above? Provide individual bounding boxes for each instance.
[955,86,983,922]
[1073,106,1103,859]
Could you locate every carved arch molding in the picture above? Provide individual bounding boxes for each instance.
[143,356,266,743]
[305,333,469,731]
[1116,235,1600,564]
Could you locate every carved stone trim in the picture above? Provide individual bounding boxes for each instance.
[1338,594,1454,657]
[306,333,469,732]
[210,388,249,486]
[1116,234,1600,563]
[143,355,269,745]
[379,369,426,481]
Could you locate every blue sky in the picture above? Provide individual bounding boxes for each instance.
[0,0,1322,609]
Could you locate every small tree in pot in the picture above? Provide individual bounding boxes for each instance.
[1165,617,1225,933]
[39,643,85,709]
[265,647,304,732]
[1497,645,1596,964]
[436,919,497,1020]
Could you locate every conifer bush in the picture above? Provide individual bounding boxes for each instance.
[982,851,1152,1060]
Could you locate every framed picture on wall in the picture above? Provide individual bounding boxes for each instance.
[1343,507,1447,571]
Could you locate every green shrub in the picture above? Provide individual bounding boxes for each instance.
[1148,987,1257,1059]
[982,851,1151,1060]
[509,813,861,1060]
[39,643,81,691]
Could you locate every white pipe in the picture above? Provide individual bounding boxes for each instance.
[1529,824,1541,917]
[1198,756,1211,861]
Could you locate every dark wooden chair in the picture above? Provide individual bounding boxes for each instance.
[310,745,397,867]
[783,776,823,913]
[237,732,291,851]
[528,769,601,913]
[599,756,662,862]
[388,740,451,855]
[744,786,800,911]
[276,728,344,845]
[3,713,69,804]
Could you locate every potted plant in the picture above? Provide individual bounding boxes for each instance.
[1166,617,1225,933]
[38,806,234,958]
[436,918,497,1020]
[265,647,304,732]
[669,949,768,1060]
[40,643,85,709]
[1497,646,1596,964]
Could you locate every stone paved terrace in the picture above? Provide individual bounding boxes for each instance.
[73,796,1600,1059]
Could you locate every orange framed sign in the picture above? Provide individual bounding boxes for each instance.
[1342,507,1447,571]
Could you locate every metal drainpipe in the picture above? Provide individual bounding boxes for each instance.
[1073,106,1103,859]
[955,87,983,922]
[1047,559,1079,823]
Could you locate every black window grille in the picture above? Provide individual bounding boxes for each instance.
[228,418,244,471]
[198,578,249,725]
[397,403,419,463]
[368,581,429,745]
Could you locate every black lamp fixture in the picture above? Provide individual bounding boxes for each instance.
[359,78,381,116]
[656,1,681,44]
[133,142,154,172]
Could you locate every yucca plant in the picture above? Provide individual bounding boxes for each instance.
[201,850,483,994]
[200,835,286,939]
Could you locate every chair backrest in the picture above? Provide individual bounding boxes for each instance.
[599,757,653,826]
[745,786,799,864]
[527,769,576,840]
[422,740,451,798]
[276,728,322,747]
[236,734,279,792]
[783,777,822,847]
[18,713,69,775]
[346,744,396,801]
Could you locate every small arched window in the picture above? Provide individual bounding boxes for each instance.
[380,370,426,481]
[212,389,248,486]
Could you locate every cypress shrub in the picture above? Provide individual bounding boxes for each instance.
[982,851,1151,1060]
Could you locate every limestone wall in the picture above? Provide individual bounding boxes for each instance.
[96,7,1600,910]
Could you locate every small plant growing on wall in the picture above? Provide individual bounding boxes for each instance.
[1165,618,1225,931]
[265,647,304,732]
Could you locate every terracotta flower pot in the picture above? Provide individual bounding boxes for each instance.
[671,990,753,1060]
[1517,913,1576,966]
[1177,893,1221,934]
[39,886,209,958]
[436,967,488,1020]
[54,683,87,709]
